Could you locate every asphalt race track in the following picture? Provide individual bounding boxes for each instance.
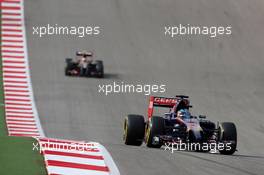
[25,0,264,174]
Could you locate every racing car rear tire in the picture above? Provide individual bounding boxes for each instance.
[65,58,73,64]
[65,67,70,76]
[65,61,77,76]
[218,122,237,155]
[95,60,104,78]
[65,64,72,76]
[123,115,145,146]
[146,116,165,148]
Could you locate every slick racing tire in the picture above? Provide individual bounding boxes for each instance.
[218,122,237,155]
[65,63,73,76]
[65,60,77,76]
[65,66,70,76]
[145,116,165,148]
[95,60,104,78]
[65,58,73,64]
[123,115,145,146]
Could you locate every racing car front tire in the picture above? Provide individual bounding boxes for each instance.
[145,116,165,148]
[218,122,237,155]
[123,115,145,146]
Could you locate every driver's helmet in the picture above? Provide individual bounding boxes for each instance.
[76,51,83,56]
[177,109,191,119]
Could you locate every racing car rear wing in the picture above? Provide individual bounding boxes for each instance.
[147,96,191,119]
[148,96,177,119]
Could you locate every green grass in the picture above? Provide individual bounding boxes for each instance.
[0,6,47,175]
[0,53,7,136]
[0,3,7,137]
[0,136,47,175]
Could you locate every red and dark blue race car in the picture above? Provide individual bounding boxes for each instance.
[65,51,104,78]
[123,95,237,155]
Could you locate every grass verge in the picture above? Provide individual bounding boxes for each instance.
[0,136,47,175]
[0,4,47,175]
[0,2,7,137]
